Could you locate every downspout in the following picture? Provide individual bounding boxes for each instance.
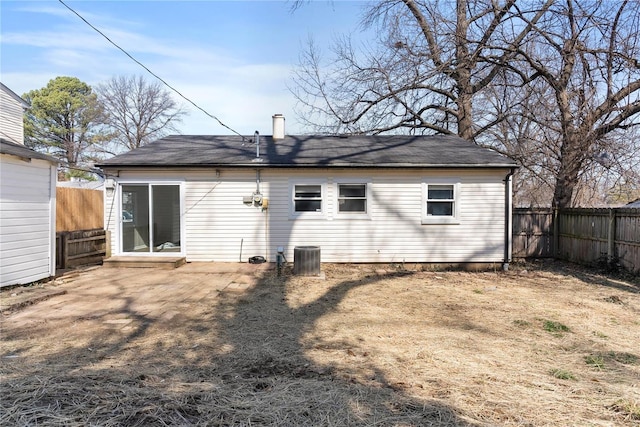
[503,167,516,271]
[50,163,57,277]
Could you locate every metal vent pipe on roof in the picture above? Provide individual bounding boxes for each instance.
[251,131,263,163]
[272,114,285,140]
[254,131,260,158]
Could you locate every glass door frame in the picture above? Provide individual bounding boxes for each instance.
[117,180,185,257]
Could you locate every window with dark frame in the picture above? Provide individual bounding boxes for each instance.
[426,184,455,216]
[338,183,367,213]
[294,184,322,212]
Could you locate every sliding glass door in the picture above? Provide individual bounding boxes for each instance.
[121,184,182,254]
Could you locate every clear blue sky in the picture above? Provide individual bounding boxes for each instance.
[1,0,372,135]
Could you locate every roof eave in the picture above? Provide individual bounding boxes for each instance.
[0,140,59,164]
[98,162,518,169]
[0,83,30,109]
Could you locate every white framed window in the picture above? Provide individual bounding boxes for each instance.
[290,181,326,218]
[336,181,370,217]
[294,184,322,212]
[422,180,460,224]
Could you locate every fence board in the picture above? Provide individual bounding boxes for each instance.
[615,210,640,272]
[56,187,103,232]
[558,210,607,265]
[512,209,554,258]
[56,229,106,269]
[513,207,639,273]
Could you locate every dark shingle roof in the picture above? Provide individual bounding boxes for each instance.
[97,134,517,169]
[1,138,59,164]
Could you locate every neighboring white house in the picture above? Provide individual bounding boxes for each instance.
[57,178,104,190]
[98,115,518,268]
[0,82,29,144]
[0,83,58,287]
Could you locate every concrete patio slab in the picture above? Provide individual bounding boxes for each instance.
[0,262,274,321]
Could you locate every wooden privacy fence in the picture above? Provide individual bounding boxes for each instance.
[57,187,103,232]
[558,208,640,273]
[512,209,554,258]
[56,187,106,269]
[56,228,106,270]
[513,208,640,274]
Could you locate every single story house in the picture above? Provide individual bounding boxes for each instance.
[98,115,518,268]
[1,84,58,287]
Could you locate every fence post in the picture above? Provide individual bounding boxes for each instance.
[552,208,559,258]
[58,232,67,270]
[105,230,111,258]
[607,208,616,267]
[55,233,61,270]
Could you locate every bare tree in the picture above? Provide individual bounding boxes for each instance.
[294,0,640,208]
[512,0,640,207]
[293,0,553,138]
[487,73,640,207]
[97,75,186,153]
[480,74,560,206]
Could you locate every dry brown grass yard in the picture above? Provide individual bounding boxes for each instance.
[1,261,639,426]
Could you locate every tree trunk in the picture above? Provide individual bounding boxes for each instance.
[552,136,583,208]
[457,89,474,141]
[552,170,578,208]
[455,0,474,140]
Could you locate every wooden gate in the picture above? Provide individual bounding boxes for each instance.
[56,228,106,270]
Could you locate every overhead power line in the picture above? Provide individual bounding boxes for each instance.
[58,0,245,139]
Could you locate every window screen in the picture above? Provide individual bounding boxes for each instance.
[427,184,454,216]
[294,184,322,212]
[338,183,367,213]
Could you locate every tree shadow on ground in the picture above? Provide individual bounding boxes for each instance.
[0,268,482,426]
[522,258,640,294]
[200,268,481,425]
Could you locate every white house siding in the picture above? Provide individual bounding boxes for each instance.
[185,171,268,261]
[0,155,56,286]
[104,168,510,264]
[0,86,26,144]
[262,169,507,263]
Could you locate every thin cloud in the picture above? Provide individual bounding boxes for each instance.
[1,30,110,50]
[2,1,311,134]
[14,3,142,30]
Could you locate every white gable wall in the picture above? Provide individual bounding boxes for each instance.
[0,85,27,144]
[105,168,510,264]
[0,155,56,286]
